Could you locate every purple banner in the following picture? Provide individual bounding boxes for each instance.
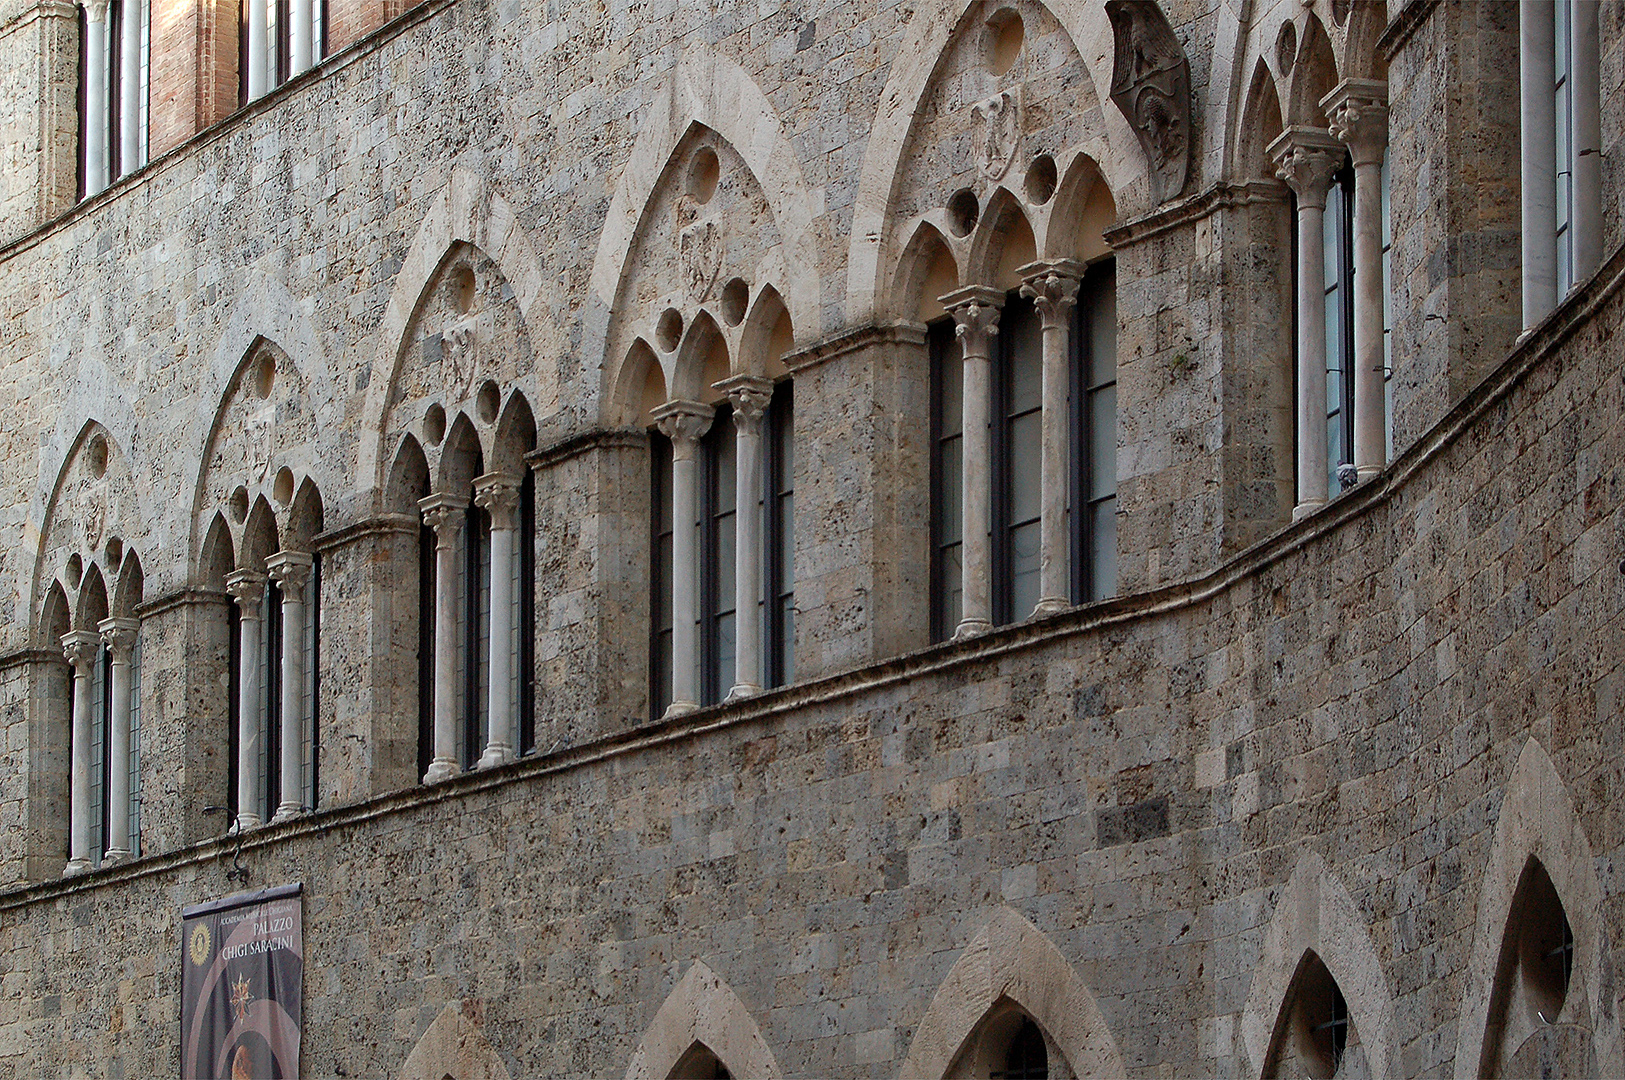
[180,883,303,1080]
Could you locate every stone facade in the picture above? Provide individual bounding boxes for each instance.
[0,0,1623,1075]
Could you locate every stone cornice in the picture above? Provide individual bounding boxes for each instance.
[1102,180,1290,248]
[0,647,65,673]
[525,427,646,470]
[1377,0,1442,62]
[313,514,419,553]
[783,322,929,375]
[135,587,228,620]
[0,0,77,40]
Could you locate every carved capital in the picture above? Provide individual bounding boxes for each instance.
[224,570,268,613]
[714,374,775,433]
[940,285,1005,360]
[651,400,715,461]
[1018,260,1086,329]
[1106,0,1192,203]
[266,550,313,594]
[1323,79,1389,168]
[418,494,469,543]
[473,472,522,530]
[81,0,109,21]
[97,617,139,662]
[1267,127,1344,209]
[61,629,100,671]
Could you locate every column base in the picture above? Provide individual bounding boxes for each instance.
[476,744,515,770]
[270,803,303,823]
[423,757,460,784]
[725,683,762,703]
[1292,499,1327,522]
[661,700,699,720]
[1356,465,1382,483]
[62,858,91,877]
[1030,598,1069,619]
[953,618,993,640]
[235,812,262,831]
[102,848,132,865]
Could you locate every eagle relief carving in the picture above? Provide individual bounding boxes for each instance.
[444,321,477,403]
[677,194,723,303]
[1106,0,1192,204]
[244,415,273,483]
[78,477,107,552]
[973,90,1022,181]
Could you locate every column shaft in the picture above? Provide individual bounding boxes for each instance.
[62,632,98,875]
[1351,157,1386,480]
[420,497,466,782]
[652,401,714,717]
[475,475,520,768]
[268,552,312,819]
[1020,262,1083,618]
[226,571,267,828]
[1570,0,1602,283]
[291,0,313,73]
[1521,0,1558,327]
[118,0,139,175]
[941,287,1003,638]
[82,4,108,195]
[99,618,139,861]
[718,377,773,700]
[247,0,269,99]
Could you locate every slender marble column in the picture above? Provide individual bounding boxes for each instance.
[61,630,100,876]
[474,474,520,768]
[98,617,139,861]
[246,0,269,100]
[291,0,314,74]
[941,286,1004,638]
[419,495,467,782]
[266,551,311,818]
[652,400,714,717]
[1326,80,1390,482]
[1570,0,1602,283]
[717,375,774,700]
[1019,260,1084,617]
[1270,127,1343,518]
[225,571,267,828]
[1521,0,1558,327]
[81,0,110,195]
[118,0,140,174]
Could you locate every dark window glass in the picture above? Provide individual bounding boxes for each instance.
[994,293,1043,624]
[766,382,795,687]
[990,1017,1049,1080]
[518,468,536,755]
[416,519,435,781]
[699,406,737,705]
[459,502,491,769]
[650,434,674,721]
[929,318,964,642]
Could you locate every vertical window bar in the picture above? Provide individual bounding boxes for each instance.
[698,408,737,706]
[1324,162,1356,487]
[650,435,675,720]
[302,555,318,810]
[929,319,963,642]
[262,579,282,820]
[994,292,1043,626]
[90,646,108,864]
[106,0,122,179]
[227,600,241,819]
[1554,0,1574,295]
[129,632,141,857]
[416,519,435,781]
[766,383,795,687]
[518,469,536,754]
[1082,260,1118,601]
[476,503,491,759]
[1381,149,1394,461]
[454,509,468,767]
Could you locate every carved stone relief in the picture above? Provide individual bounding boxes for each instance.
[1105,0,1191,203]
[77,477,108,552]
[444,321,477,403]
[677,194,723,303]
[972,90,1022,182]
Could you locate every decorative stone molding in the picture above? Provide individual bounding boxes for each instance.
[1105,0,1192,203]
[940,285,1004,359]
[625,960,783,1080]
[1323,79,1389,168]
[714,374,774,428]
[224,570,268,611]
[266,550,312,595]
[417,493,468,538]
[473,473,522,530]
[1018,259,1084,328]
[80,0,109,21]
[677,195,724,304]
[97,616,138,661]
[60,628,98,671]
[1267,126,1343,210]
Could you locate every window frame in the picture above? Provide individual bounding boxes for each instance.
[765,382,795,689]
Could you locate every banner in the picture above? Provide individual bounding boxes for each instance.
[180,883,303,1080]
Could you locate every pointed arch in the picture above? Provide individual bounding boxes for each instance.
[1284,14,1340,126]
[1453,738,1623,1079]
[1241,850,1396,1080]
[846,0,1150,321]
[286,480,324,553]
[358,167,552,500]
[29,418,126,639]
[673,310,729,404]
[387,435,432,515]
[438,414,485,494]
[1342,0,1388,81]
[40,581,71,650]
[240,497,280,573]
[610,339,667,428]
[199,513,235,588]
[491,391,537,476]
[624,960,782,1080]
[400,1000,512,1080]
[900,906,1125,1079]
[1237,60,1286,181]
[586,47,823,394]
[892,221,960,323]
[76,564,108,629]
[738,285,794,381]
[1046,153,1117,264]
[966,188,1037,292]
[112,551,144,618]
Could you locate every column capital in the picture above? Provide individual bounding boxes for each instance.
[1267,126,1345,208]
[714,374,775,429]
[96,616,139,661]
[61,629,100,670]
[473,472,522,530]
[224,570,268,611]
[1018,259,1086,329]
[652,400,715,460]
[941,285,1005,359]
[266,550,313,593]
[418,493,469,538]
[81,0,109,20]
[1323,79,1389,168]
